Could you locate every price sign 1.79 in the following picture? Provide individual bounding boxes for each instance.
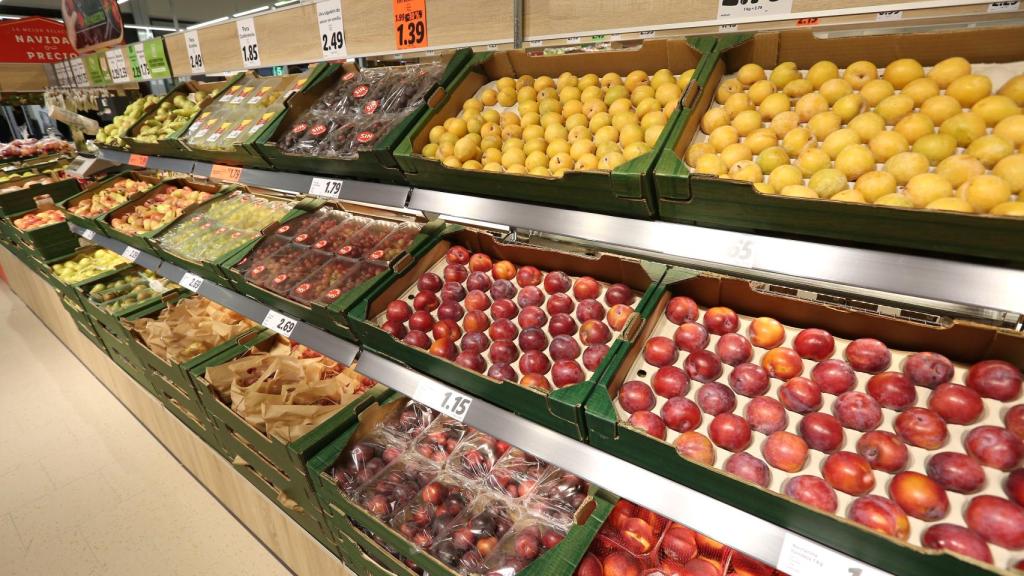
[413,380,474,422]
[309,177,343,198]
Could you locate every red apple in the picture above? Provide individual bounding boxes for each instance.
[664,296,699,324]
[745,396,788,434]
[386,300,413,323]
[799,412,845,453]
[490,279,517,301]
[673,432,715,466]
[673,322,709,353]
[572,276,600,300]
[546,293,575,315]
[921,524,993,563]
[823,451,876,495]
[748,316,785,349]
[762,430,809,473]
[856,431,909,473]
[414,290,440,312]
[418,272,442,292]
[519,350,550,375]
[552,360,585,387]
[928,383,984,425]
[965,495,1024,549]
[848,495,910,540]
[607,304,633,331]
[724,452,770,487]
[784,475,838,513]
[516,265,543,287]
[519,305,547,329]
[684,350,723,383]
[518,328,548,352]
[455,351,486,373]
[543,271,571,294]
[469,252,492,272]
[895,408,948,450]
[793,328,835,361]
[926,452,986,494]
[548,313,577,337]
[845,338,892,373]
[488,318,519,341]
[810,359,857,395]
[628,411,666,439]
[902,351,955,389]
[965,425,1024,470]
[715,333,752,366]
[583,345,609,371]
[709,413,752,452]
[618,381,656,413]
[466,271,492,292]
[703,306,739,335]
[833,391,883,432]
[966,360,1022,401]
[489,340,520,364]
[576,299,606,322]
[409,311,435,332]
[549,335,581,361]
[696,382,736,415]
[580,320,612,345]
[867,372,917,411]
[403,330,431,350]
[661,397,702,433]
[643,336,678,367]
[729,362,771,397]
[491,298,518,319]
[652,366,689,398]
[778,377,823,413]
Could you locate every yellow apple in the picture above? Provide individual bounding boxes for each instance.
[885,151,931,185]
[905,173,953,208]
[928,56,971,88]
[948,74,992,107]
[883,58,924,89]
[843,60,878,89]
[958,174,1012,213]
[808,60,840,88]
[856,170,898,203]
[936,154,986,188]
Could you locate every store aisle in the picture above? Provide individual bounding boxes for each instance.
[0,281,291,576]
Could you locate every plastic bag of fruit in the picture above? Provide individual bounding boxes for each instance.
[412,416,472,465]
[279,111,334,155]
[525,468,590,527]
[351,112,404,151]
[429,493,521,573]
[331,432,407,494]
[388,471,480,551]
[317,114,363,158]
[481,517,567,576]
[447,431,512,483]
[355,453,440,521]
[486,448,550,500]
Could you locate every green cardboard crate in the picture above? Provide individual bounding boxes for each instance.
[58,171,163,234]
[325,506,419,576]
[98,178,228,253]
[393,38,715,219]
[254,49,473,184]
[178,65,331,168]
[124,78,238,158]
[151,193,323,287]
[101,331,154,394]
[58,292,108,352]
[45,245,137,303]
[586,269,1024,576]
[347,225,666,440]
[7,205,80,261]
[307,399,615,576]
[218,206,444,342]
[0,174,81,218]
[77,268,177,354]
[653,26,1024,266]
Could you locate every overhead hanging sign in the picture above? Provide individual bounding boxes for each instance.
[0,17,78,63]
[61,0,124,54]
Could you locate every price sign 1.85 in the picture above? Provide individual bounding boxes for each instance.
[393,0,428,50]
[237,18,262,68]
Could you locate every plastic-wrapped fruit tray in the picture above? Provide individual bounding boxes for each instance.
[612,296,1023,570]
[688,60,1024,213]
[373,247,641,393]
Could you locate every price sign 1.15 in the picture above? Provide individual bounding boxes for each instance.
[413,380,474,422]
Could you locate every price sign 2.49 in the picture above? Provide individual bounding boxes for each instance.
[393,0,428,50]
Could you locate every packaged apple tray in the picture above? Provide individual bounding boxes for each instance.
[655,26,1024,264]
[347,227,665,440]
[58,171,161,233]
[308,396,612,576]
[586,271,1024,576]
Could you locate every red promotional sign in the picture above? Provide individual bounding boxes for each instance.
[0,17,79,63]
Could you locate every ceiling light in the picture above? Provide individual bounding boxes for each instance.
[117,0,129,4]
[274,0,298,6]
[186,16,228,29]
[125,24,177,31]
[232,5,269,17]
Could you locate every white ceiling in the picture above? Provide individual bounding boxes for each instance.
[2,0,275,26]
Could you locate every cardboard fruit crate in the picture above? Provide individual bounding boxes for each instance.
[124,78,237,158]
[58,171,163,234]
[98,178,228,253]
[44,245,136,303]
[254,50,472,185]
[654,26,1024,266]
[348,225,666,440]
[151,192,321,287]
[328,509,420,576]
[99,327,155,394]
[58,290,108,352]
[218,202,444,342]
[187,329,393,549]
[586,269,1024,576]
[0,173,81,218]
[177,65,330,168]
[76,268,178,352]
[393,38,715,219]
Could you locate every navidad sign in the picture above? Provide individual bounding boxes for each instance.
[0,17,78,63]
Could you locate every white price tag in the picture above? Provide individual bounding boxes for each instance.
[413,381,473,422]
[717,0,793,20]
[777,533,888,576]
[718,23,738,32]
[639,30,656,38]
[81,228,96,240]
[121,246,141,262]
[989,0,1020,12]
[876,10,903,21]
[237,18,262,68]
[106,48,129,83]
[132,43,152,80]
[262,309,298,337]
[565,36,582,44]
[317,0,347,59]
[724,235,756,268]
[528,40,543,47]
[180,272,204,293]
[71,58,88,86]
[308,177,344,198]
[186,30,205,74]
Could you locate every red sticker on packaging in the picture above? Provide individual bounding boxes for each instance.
[238,257,249,267]
[369,249,385,260]
[291,123,309,134]
[338,245,353,255]
[252,265,266,275]
[342,71,357,81]
[352,85,369,98]
[295,283,311,294]
[215,227,227,234]
[362,100,380,114]
[356,131,375,143]
[191,215,203,222]
[273,273,288,284]
[202,222,213,229]
[314,239,328,249]
[295,233,309,243]
[310,124,328,137]
[276,224,291,234]
[325,288,341,300]
[231,231,243,239]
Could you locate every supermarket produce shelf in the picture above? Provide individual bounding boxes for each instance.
[66,222,891,576]
[86,152,1024,320]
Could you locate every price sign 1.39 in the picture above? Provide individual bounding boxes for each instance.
[413,380,474,422]
[393,0,428,50]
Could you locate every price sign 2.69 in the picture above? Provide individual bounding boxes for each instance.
[393,0,428,50]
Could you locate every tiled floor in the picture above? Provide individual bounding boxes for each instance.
[0,280,291,576]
